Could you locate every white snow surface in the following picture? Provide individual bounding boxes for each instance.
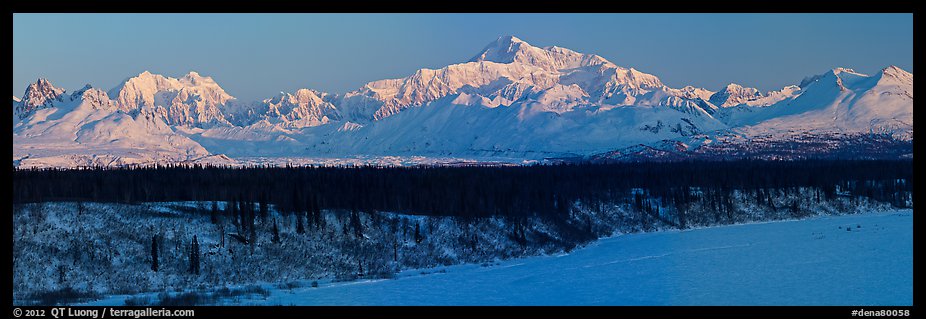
[13,37,913,168]
[722,66,913,139]
[84,210,912,305]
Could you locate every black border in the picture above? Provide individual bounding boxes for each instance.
[9,0,918,13]
[7,305,918,318]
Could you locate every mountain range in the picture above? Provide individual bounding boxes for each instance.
[12,36,913,167]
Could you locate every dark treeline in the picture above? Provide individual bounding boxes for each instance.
[12,160,913,219]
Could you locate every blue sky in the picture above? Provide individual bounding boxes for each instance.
[13,13,912,102]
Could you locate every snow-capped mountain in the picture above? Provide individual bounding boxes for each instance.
[13,80,212,168]
[108,71,236,127]
[677,86,715,101]
[708,83,763,107]
[595,66,914,162]
[724,66,913,136]
[335,36,707,122]
[469,35,614,71]
[238,89,342,129]
[16,78,66,118]
[12,36,913,167]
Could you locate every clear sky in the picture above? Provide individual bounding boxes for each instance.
[13,13,913,102]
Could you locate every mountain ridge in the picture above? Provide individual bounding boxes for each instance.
[12,36,913,167]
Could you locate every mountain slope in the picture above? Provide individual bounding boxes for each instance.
[13,80,211,168]
[302,94,726,158]
[724,67,913,138]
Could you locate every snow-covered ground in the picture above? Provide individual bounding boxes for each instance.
[84,210,912,306]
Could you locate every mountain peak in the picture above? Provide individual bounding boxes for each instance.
[23,78,65,102]
[182,71,210,81]
[876,65,913,88]
[107,70,234,126]
[120,71,167,86]
[29,78,60,92]
[831,67,865,76]
[709,83,762,107]
[70,84,94,98]
[499,35,525,44]
[470,35,534,64]
[180,71,216,86]
[798,67,866,89]
[717,83,759,93]
[881,65,912,77]
[884,65,905,71]
[488,35,528,49]
[470,35,614,72]
[678,86,715,101]
[16,78,66,115]
[294,88,321,98]
[724,83,745,90]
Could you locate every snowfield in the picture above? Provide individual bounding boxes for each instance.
[83,210,912,306]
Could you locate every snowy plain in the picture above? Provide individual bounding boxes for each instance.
[83,210,912,306]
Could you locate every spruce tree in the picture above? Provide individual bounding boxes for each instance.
[151,235,159,272]
[311,194,322,227]
[189,235,200,275]
[229,200,239,230]
[350,210,363,238]
[259,198,268,223]
[414,222,422,244]
[210,201,219,224]
[248,202,256,244]
[272,219,281,244]
[238,199,246,235]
